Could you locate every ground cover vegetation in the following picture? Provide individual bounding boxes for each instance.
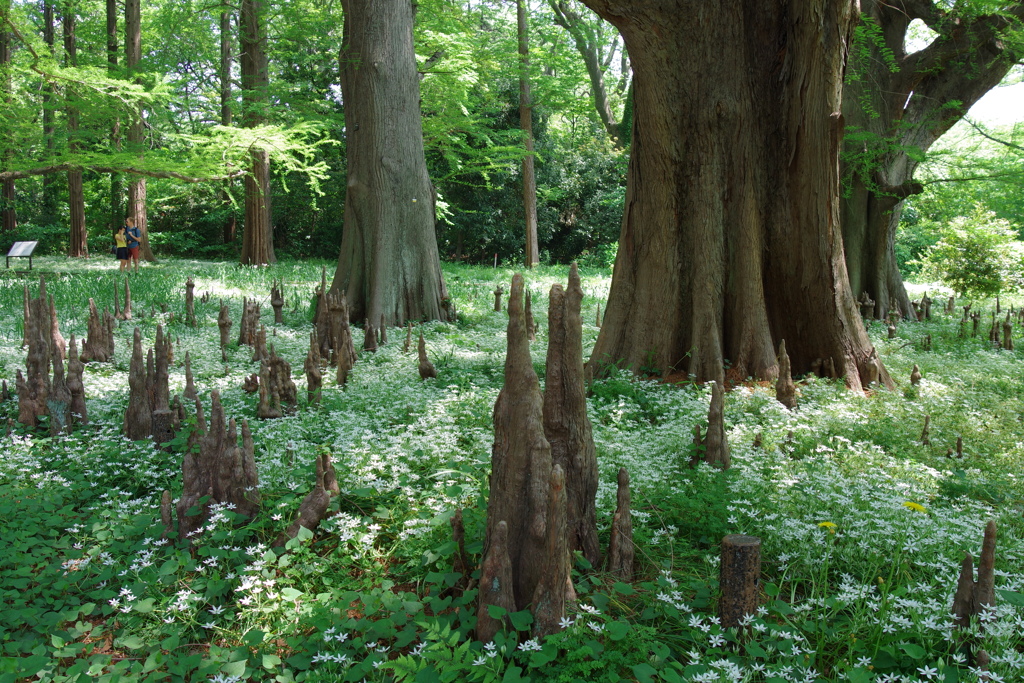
[0,258,1023,683]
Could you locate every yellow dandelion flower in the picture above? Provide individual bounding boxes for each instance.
[817,521,837,534]
[902,501,927,513]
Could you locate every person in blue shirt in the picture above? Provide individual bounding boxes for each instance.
[125,216,142,273]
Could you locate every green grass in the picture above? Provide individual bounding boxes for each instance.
[0,258,1021,683]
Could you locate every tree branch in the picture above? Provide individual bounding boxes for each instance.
[0,163,246,183]
[965,118,1024,152]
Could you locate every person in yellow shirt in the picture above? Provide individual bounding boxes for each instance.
[114,226,129,272]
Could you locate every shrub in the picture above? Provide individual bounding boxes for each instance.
[917,207,1023,296]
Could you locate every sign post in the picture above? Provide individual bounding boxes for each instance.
[6,241,39,270]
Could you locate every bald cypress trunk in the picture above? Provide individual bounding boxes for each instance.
[841,0,1024,320]
[582,0,889,391]
[1,0,15,234]
[331,0,449,325]
[125,0,154,261]
[239,0,274,265]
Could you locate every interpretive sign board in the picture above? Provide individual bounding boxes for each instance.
[6,241,38,270]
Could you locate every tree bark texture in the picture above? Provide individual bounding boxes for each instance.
[107,0,121,235]
[125,0,154,261]
[332,0,450,325]
[240,0,275,265]
[485,273,553,613]
[220,5,236,244]
[543,264,600,566]
[582,0,889,391]
[517,0,540,268]
[841,0,1024,320]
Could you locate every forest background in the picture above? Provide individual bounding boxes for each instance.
[0,0,1019,277]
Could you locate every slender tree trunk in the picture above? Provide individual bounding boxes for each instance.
[582,0,889,391]
[239,0,274,264]
[220,4,236,244]
[517,0,539,268]
[107,0,122,235]
[41,1,58,225]
[63,2,86,257]
[125,0,155,261]
[841,0,1024,320]
[1,0,15,234]
[331,0,450,325]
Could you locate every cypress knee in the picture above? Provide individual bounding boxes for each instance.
[719,534,762,629]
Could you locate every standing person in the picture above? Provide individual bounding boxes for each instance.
[114,225,129,272]
[125,216,142,273]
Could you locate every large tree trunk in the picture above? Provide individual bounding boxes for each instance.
[841,0,1024,320]
[331,0,450,325]
[239,0,275,265]
[125,0,154,261]
[517,0,539,268]
[583,0,889,391]
[107,0,122,235]
[63,3,86,257]
[1,0,15,234]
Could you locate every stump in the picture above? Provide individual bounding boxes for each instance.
[237,297,260,347]
[417,332,436,380]
[606,467,634,581]
[217,301,233,353]
[160,490,174,539]
[124,329,152,440]
[476,520,516,643]
[542,263,600,566]
[177,391,260,541]
[858,291,875,319]
[305,330,322,405]
[18,279,54,427]
[183,351,198,401]
[242,373,259,393]
[493,284,503,312]
[251,324,269,363]
[1002,315,1013,351]
[270,280,284,324]
[273,450,338,547]
[887,322,897,340]
[379,313,387,345]
[705,381,731,469]
[122,279,132,321]
[910,364,922,386]
[719,534,762,629]
[921,414,930,445]
[363,319,377,353]
[66,336,87,426]
[81,299,115,363]
[531,465,575,638]
[185,277,196,327]
[952,521,997,631]
[257,345,297,419]
[775,339,797,409]
[403,322,413,353]
[479,273,554,629]
[48,354,71,436]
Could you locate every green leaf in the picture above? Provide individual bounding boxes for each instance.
[772,599,794,616]
[508,609,533,631]
[50,635,64,648]
[501,665,530,683]
[612,582,636,596]
[997,589,1024,606]
[745,642,767,658]
[280,587,303,601]
[632,663,658,683]
[847,667,872,683]
[296,525,314,542]
[899,642,927,659]
[606,620,630,641]
[262,654,282,669]
[764,582,780,597]
[119,635,144,650]
[243,630,266,646]
[134,598,155,613]
[221,660,247,678]
[486,604,507,620]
